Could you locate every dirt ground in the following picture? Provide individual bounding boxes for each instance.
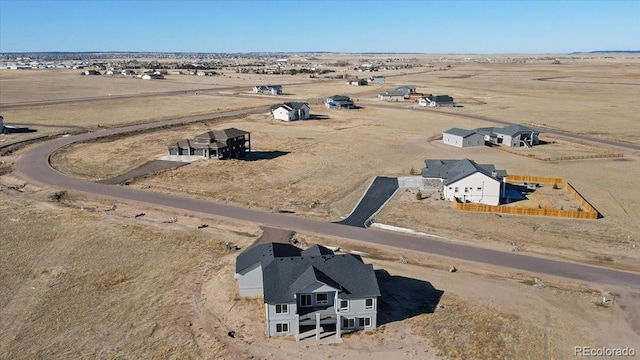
[1,186,638,359]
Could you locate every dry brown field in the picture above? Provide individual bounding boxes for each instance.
[2,54,640,358]
[1,187,638,359]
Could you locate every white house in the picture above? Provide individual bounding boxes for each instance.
[346,79,368,86]
[419,95,455,107]
[442,128,485,148]
[142,74,165,80]
[378,90,406,101]
[270,102,310,121]
[492,125,539,148]
[421,159,507,206]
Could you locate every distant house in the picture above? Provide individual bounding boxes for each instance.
[395,86,417,95]
[168,128,251,159]
[235,242,381,341]
[345,79,368,86]
[81,70,101,76]
[142,73,164,80]
[121,69,136,76]
[421,159,507,205]
[325,95,355,109]
[492,125,539,148]
[271,102,310,121]
[442,125,539,148]
[378,90,406,101]
[369,76,385,84]
[419,95,455,107]
[170,70,184,75]
[253,85,282,95]
[442,128,486,148]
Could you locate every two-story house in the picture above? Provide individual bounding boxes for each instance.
[253,85,282,95]
[325,95,356,109]
[235,243,380,342]
[270,102,311,121]
[167,128,251,159]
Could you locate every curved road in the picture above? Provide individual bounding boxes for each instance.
[14,110,640,289]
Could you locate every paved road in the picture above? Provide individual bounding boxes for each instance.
[336,176,399,228]
[368,103,640,152]
[14,113,640,289]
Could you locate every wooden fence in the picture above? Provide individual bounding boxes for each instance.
[453,174,598,220]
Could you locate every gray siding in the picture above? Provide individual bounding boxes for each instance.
[238,262,264,297]
[267,302,297,337]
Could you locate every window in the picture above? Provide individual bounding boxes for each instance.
[454,187,459,192]
[275,304,288,314]
[316,293,328,305]
[365,298,374,310]
[464,187,469,193]
[339,300,349,312]
[359,317,371,328]
[300,294,312,307]
[477,187,482,190]
[276,323,289,334]
[342,318,355,328]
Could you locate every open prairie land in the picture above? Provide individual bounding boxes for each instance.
[2,54,640,359]
[1,188,638,359]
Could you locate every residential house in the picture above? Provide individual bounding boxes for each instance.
[442,125,539,148]
[395,86,417,95]
[345,79,368,86]
[81,70,101,76]
[492,125,539,148]
[235,243,381,341]
[253,85,283,95]
[271,102,311,121]
[369,76,385,84]
[167,128,251,159]
[421,159,507,205]
[378,90,406,101]
[442,128,485,148]
[419,95,455,107]
[121,69,136,76]
[142,73,164,80]
[325,95,355,109]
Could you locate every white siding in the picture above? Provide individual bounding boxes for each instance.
[443,172,501,205]
[267,302,297,337]
[273,107,293,121]
[442,133,464,148]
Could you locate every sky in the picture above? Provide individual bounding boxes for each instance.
[0,0,639,54]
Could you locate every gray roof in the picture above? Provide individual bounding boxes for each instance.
[261,251,380,303]
[235,242,302,274]
[429,95,454,103]
[421,159,504,185]
[493,124,537,137]
[272,102,309,111]
[327,95,352,102]
[301,244,334,256]
[379,90,405,97]
[396,85,416,90]
[444,127,478,138]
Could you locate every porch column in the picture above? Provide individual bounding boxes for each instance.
[335,315,341,340]
[315,313,321,340]
[295,314,300,342]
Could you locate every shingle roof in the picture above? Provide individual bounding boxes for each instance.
[421,158,503,185]
[262,252,380,303]
[493,124,536,137]
[429,95,454,103]
[379,90,405,97]
[444,128,478,138]
[289,265,342,294]
[327,95,352,102]
[211,127,250,140]
[235,242,302,274]
[301,244,334,256]
[271,102,309,111]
